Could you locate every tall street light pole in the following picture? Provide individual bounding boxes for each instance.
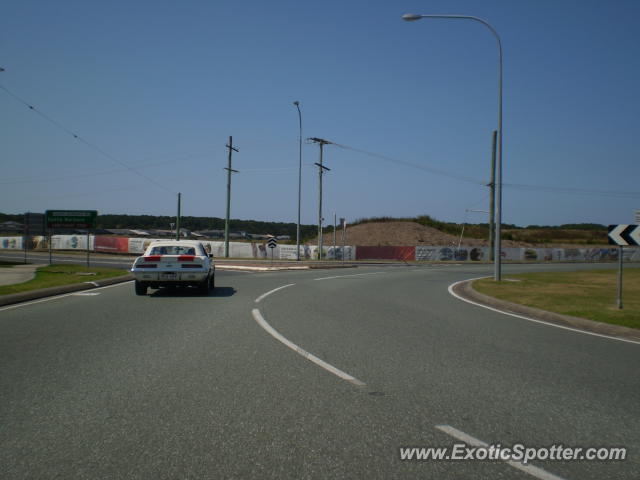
[308,137,331,260]
[489,130,497,262]
[293,101,303,261]
[402,13,504,281]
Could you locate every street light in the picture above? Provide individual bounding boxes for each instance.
[402,13,504,281]
[293,101,302,261]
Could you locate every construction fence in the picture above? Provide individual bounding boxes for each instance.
[1,236,639,262]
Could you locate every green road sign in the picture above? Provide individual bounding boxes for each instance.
[46,210,98,229]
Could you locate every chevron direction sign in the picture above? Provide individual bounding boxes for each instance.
[608,225,640,246]
[267,237,278,249]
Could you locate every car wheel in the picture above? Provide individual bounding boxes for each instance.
[199,276,211,295]
[135,280,148,296]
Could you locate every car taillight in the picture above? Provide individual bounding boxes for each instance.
[144,256,162,262]
[178,255,196,261]
[181,264,201,269]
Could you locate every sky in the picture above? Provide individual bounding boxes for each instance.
[1,0,639,227]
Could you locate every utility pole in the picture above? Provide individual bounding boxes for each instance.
[224,136,239,258]
[176,192,181,241]
[293,101,303,261]
[488,130,497,261]
[308,137,331,260]
[333,212,337,260]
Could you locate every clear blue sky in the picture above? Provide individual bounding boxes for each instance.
[2,0,639,227]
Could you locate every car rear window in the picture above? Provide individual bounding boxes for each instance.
[149,246,196,255]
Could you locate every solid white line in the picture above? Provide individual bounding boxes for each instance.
[314,271,386,281]
[0,281,133,312]
[448,277,640,346]
[254,283,296,303]
[252,308,365,386]
[435,425,567,480]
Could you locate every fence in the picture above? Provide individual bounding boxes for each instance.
[1,235,639,262]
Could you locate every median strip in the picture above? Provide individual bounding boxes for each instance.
[448,278,640,345]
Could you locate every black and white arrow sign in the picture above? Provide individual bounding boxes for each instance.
[267,237,278,249]
[608,225,640,246]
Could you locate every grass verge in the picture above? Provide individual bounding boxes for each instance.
[473,269,640,330]
[0,264,128,295]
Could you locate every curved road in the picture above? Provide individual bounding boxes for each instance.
[1,263,638,479]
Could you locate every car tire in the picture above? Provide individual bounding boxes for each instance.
[135,280,148,296]
[198,276,211,295]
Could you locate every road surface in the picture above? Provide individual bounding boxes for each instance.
[1,263,638,479]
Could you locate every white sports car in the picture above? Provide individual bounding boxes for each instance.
[131,240,215,295]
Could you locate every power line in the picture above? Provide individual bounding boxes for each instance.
[331,141,640,199]
[503,183,640,199]
[0,84,175,194]
[30,184,151,201]
[0,158,190,185]
[331,141,486,185]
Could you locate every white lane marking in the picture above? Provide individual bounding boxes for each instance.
[72,292,101,296]
[252,308,366,386]
[448,278,640,346]
[314,271,386,281]
[435,425,567,480]
[254,283,296,303]
[0,281,133,312]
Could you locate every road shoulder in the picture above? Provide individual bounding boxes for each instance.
[451,278,640,343]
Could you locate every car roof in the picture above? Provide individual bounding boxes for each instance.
[147,240,204,247]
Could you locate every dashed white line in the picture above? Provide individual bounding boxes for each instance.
[252,308,365,386]
[435,425,567,480]
[314,271,386,281]
[254,283,296,303]
[448,277,640,346]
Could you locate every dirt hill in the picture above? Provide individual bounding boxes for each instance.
[320,221,608,248]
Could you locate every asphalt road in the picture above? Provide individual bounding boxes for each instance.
[1,263,638,479]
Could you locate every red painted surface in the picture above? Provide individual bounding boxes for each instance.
[94,236,130,253]
[355,246,415,261]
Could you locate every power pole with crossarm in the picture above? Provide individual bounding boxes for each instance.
[224,136,239,258]
[308,137,331,260]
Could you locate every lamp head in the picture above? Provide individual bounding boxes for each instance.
[402,13,423,21]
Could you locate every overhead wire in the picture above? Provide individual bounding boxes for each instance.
[0,158,187,185]
[330,141,640,199]
[330,141,486,185]
[0,84,176,194]
[503,182,640,199]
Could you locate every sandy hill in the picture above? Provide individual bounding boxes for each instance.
[321,221,519,247]
[320,221,611,248]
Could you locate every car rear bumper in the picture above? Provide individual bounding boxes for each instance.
[131,270,210,283]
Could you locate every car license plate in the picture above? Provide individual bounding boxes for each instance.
[160,273,178,280]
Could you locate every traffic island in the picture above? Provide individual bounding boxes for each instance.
[452,275,640,343]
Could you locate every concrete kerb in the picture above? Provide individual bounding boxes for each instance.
[452,278,640,343]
